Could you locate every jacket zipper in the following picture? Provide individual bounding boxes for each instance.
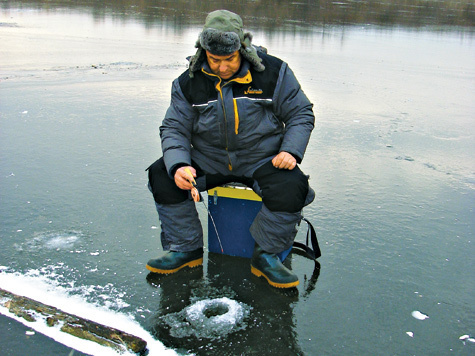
[217,79,233,171]
[202,69,252,171]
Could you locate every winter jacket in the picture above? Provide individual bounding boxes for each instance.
[160,51,315,178]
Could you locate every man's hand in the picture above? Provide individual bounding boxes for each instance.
[174,166,196,190]
[272,151,297,170]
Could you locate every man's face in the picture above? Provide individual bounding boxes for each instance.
[205,50,241,80]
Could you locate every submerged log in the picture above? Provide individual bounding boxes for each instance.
[0,288,147,354]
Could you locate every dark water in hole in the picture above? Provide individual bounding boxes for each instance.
[203,304,229,318]
[0,1,474,355]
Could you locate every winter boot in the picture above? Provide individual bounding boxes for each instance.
[146,248,203,274]
[251,245,299,288]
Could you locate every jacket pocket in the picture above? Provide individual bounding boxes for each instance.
[193,102,222,146]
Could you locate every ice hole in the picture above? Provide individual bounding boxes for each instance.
[203,302,229,318]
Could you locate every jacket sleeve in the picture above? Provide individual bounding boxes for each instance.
[272,63,315,163]
[160,78,196,178]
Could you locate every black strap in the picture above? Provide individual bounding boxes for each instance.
[292,217,321,261]
[288,217,321,297]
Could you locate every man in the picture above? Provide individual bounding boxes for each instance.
[146,10,315,288]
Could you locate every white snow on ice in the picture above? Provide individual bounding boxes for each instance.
[0,268,178,356]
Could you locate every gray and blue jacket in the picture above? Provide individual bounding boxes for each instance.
[160,51,315,178]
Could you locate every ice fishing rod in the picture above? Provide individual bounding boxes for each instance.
[184,168,224,253]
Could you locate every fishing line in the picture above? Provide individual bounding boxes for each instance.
[185,168,224,253]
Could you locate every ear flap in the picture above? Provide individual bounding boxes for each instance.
[188,46,206,78]
[240,32,265,72]
[243,32,253,43]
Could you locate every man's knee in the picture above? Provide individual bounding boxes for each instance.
[266,171,309,213]
[254,161,309,213]
[147,158,188,204]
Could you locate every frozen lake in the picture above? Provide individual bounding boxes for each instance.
[0,1,474,355]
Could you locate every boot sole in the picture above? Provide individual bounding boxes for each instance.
[251,266,299,288]
[146,257,203,274]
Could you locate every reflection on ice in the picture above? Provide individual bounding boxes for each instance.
[160,297,251,339]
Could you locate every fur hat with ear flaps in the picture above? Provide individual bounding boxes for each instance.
[188,10,265,77]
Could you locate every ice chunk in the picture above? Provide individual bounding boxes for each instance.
[411,311,429,320]
[459,335,475,344]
